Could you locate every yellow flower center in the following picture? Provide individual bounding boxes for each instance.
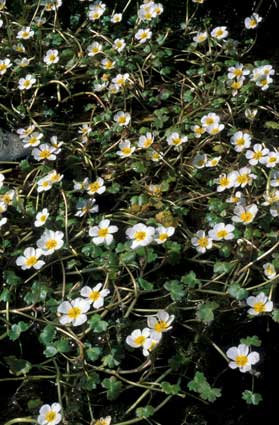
[134,231,147,241]
[205,117,214,125]
[2,194,12,204]
[265,265,274,275]
[233,69,243,77]
[22,31,30,38]
[40,215,47,222]
[231,81,242,89]
[236,138,245,146]
[143,138,153,148]
[95,420,108,425]
[68,306,81,319]
[236,174,248,185]
[219,176,229,187]
[42,181,50,188]
[25,256,38,267]
[28,137,38,145]
[98,228,109,237]
[249,19,257,27]
[49,54,57,62]
[216,229,228,239]
[172,138,181,145]
[253,151,262,160]
[134,335,146,346]
[118,116,127,124]
[39,150,51,159]
[268,156,277,163]
[154,320,169,332]
[253,301,266,313]
[198,236,209,248]
[235,355,248,367]
[50,173,61,182]
[158,233,168,241]
[215,29,224,37]
[88,182,100,193]
[23,80,31,88]
[121,147,132,155]
[240,211,253,223]
[0,64,7,71]
[45,411,56,422]
[45,239,58,250]
[89,291,101,302]
[140,31,148,39]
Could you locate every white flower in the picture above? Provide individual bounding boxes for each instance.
[226,191,245,205]
[116,139,135,157]
[0,173,4,189]
[32,144,57,161]
[154,226,175,244]
[135,28,152,44]
[231,167,256,188]
[0,190,15,206]
[232,204,258,225]
[208,223,235,241]
[261,151,279,168]
[148,149,163,162]
[126,328,151,348]
[244,13,262,29]
[147,310,175,339]
[37,176,53,193]
[75,198,99,217]
[227,63,250,80]
[18,74,36,90]
[215,172,236,192]
[0,201,7,214]
[142,333,161,356]
[256,76,273,91]
[206,156,221,167]
[37,402,62,425]
[245,108,258,120]
[101,58,115,70]
[191,230,212,253]
[15,57,32,68]
[167,132,188,147]
[43,49,59,65]
[23,131,43,148]
[201,112,220,128]
[245,144,269,165]
[206,123,224,135]
[226,344,260,373]
[50,135,63,153]
[36,229,64,255]
[125,223,155,249]
[80,283,110,309]
[192,153,207,169]
[0,217,7,228]
[94,417,112,425]
[111,13,122,23]
[0,58,12,75]
[210,26,228,40]
[113,38,126,52]
[113,111,131,126]
[34,208,49,227]
[112,73,130,89]
[86,177,106,196]
[89,219,118,245]
[16,26,34,40]
[191,125,205,138]
[137,132,154,149]
[270,170,279,187]
[246,292,273,315]
[263,263,276,280]
[16,247,45,270]
[43,0,63,12]
[230,131,251,152]
[47,170,63,184]
[57,298,90,326]
[88,3,106,21]
[193,31,208,43]
[17,125,35,139]
[87,41,103,56]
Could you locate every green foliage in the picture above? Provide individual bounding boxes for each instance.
[240,336,262,347]
[188,372,221,402]
[101,377,123,401]
[136,406,155,418]
[242,390,263,405]
[197,302,219,323]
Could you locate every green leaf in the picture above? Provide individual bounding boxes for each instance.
[181,271,201,288]
[8,321,30,341]
[55,338,70,353]
[39,325,56,346]
[240,336,262,347]
[80,372,100,390]
[138,277,154,291]
[136,406,155,418]
[86,345,102,362]
[27,398,42,410]
[4,356,32,376]
[102,377,123,401]
[213,261,234,274]
[161,381,181,395]
[272,309,279,323]
[89,314,108,333]
[188,372,221,402]
[3,270,22,287]
[197,302,219,323]
[228,283,248,300]
[242,390,263,405]
[164,280,186,301]
[43,346,58,358]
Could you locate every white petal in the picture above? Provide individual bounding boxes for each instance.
[248,352,260,365]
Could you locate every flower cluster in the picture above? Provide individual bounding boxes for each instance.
[126,310,174,356]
